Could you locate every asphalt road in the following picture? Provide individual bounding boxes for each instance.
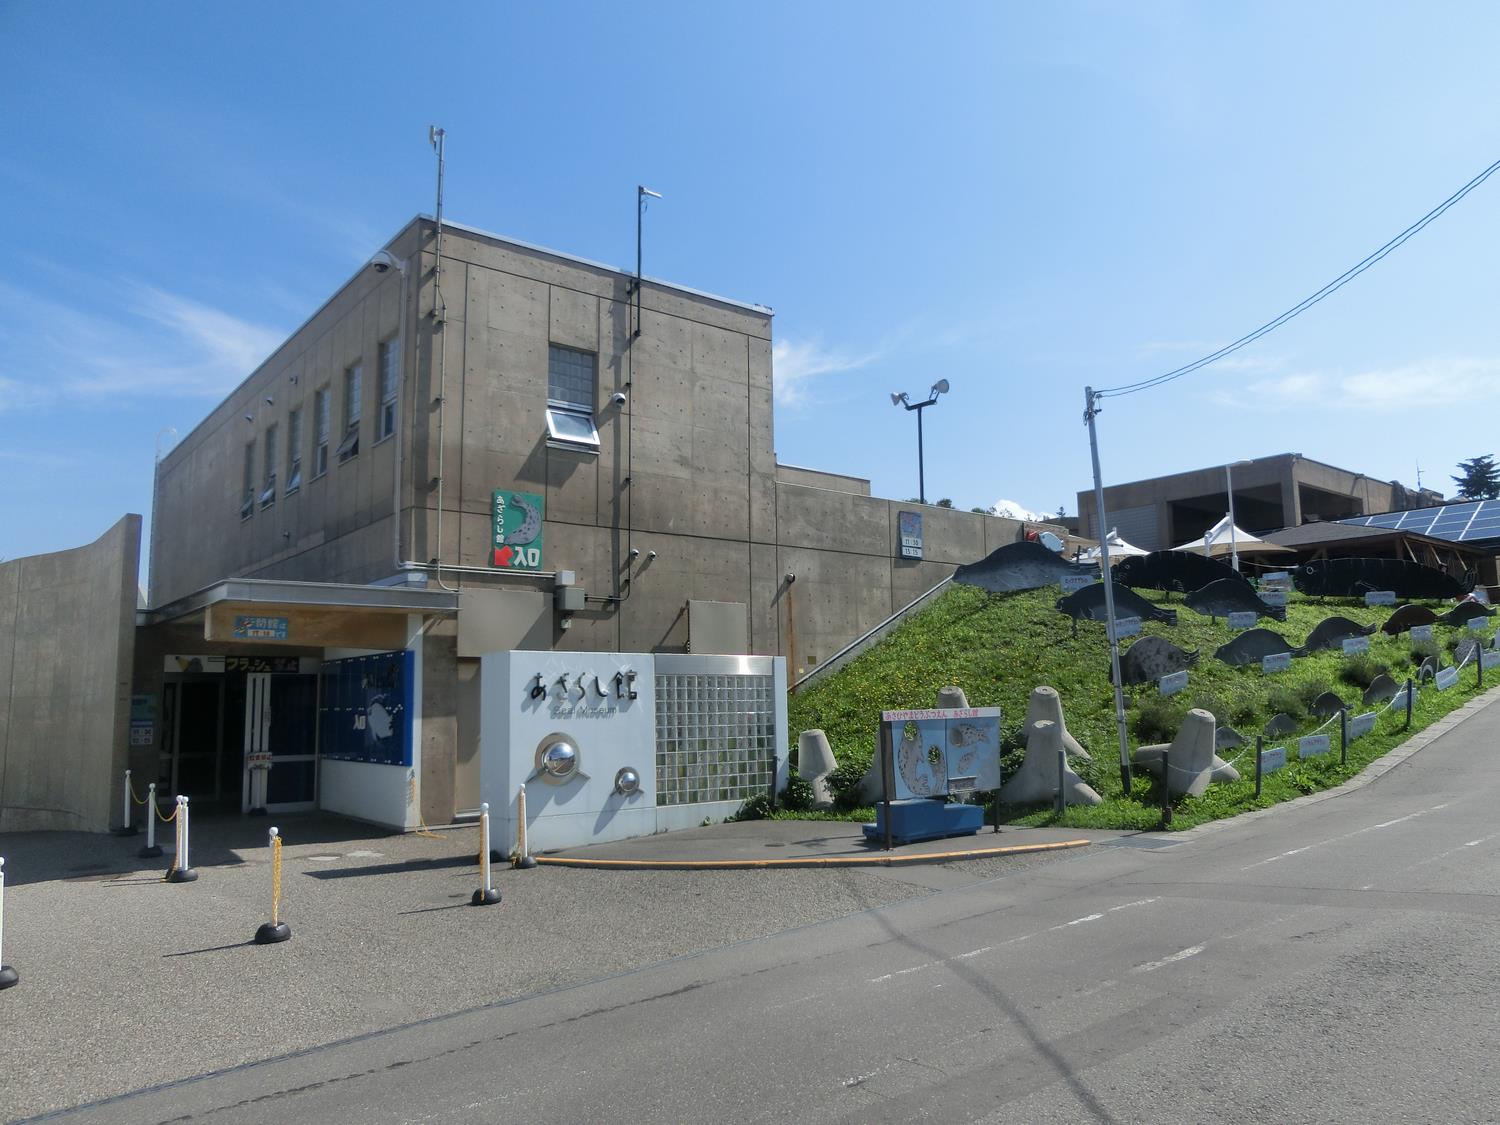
[25,696,1500,1124]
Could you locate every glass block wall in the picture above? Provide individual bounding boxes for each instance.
[655,670,776,805]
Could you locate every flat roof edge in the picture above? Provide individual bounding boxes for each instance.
[428,215,775,317]
[140,577,459,626]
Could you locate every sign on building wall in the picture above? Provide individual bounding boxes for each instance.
[233,614,289,640]
[898,511,924,560]
[491,490,545,570]
[319,651,414,767]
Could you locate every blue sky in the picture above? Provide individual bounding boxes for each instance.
[3,1,1499,564]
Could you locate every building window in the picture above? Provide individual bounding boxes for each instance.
[337,363,361,462]
[545,344,599,451]
[286,408,303,494]
[241,442,255,519]
[377,338,397,441]
[259,424,277,508]
[314,388,330,478]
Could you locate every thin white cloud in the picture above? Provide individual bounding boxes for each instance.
[0,279,283,409]
[1210,358,1487,411]
[771,337,881,406]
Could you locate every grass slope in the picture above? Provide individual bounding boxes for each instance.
[787,582,1494,831]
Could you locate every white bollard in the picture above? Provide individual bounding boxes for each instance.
[167,796,198,883]
[115,770,138,835]
[0,857,17,989]
[140,783,162,858]
[471,803,501,906]
[514,784,538,870]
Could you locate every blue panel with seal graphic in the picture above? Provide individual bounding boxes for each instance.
[318,650,414,766]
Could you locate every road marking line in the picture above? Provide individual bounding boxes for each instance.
[1133,944,1205,973]
[867,898,1163,983]
[1240,803,1450,870]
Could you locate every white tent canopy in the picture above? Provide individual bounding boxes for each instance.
[1171,514,1293,558]
[1081,528,1149,562]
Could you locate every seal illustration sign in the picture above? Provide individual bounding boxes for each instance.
[491,490,545,570]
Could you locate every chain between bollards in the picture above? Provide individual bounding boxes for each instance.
[254,827,291,944]
[0,857,16,989]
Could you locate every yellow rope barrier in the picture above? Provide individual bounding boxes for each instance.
[270,835,282,926]
[153,800,178,823]
[407,775,442,839]
[128,778,147,805]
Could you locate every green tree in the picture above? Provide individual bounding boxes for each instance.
[935,498,955,508]
[1452,455,1500,500]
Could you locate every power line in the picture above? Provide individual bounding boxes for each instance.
[1099,156,1500,399]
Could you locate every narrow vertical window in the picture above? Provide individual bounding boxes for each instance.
[241,442,255,519]
[259,424,277,508]
[377,338,397,441]
[286,408,303,493]
[314,388,330,477]
[337,363,361,462]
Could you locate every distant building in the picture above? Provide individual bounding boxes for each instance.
[1076,453,1440,553]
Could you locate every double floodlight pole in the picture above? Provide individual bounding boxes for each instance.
[890,380,950,504]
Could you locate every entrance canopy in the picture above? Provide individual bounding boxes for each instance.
[1172,514,1294,559]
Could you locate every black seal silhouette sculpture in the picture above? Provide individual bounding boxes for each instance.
[1113,550,1242,595]
[1294,558,1468,599]
[1382,604,1439,636]
[1186,579,1287,622]
[953,542,1098,594]
[1118,637,1198,685]
[1301,616,1377,653]
[1441,600,1495,627]
[1214,628,1298,667]
[1055,582,1177,627]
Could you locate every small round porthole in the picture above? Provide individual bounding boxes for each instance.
[533,733,581,784]
[614,767,641,796]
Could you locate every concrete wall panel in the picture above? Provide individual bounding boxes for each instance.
[0,516,140,832]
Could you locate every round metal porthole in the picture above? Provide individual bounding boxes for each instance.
[533,733,581,784]
[614,766,641,796]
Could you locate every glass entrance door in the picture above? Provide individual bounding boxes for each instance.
[241,672,319,811]
[170,677,228,803]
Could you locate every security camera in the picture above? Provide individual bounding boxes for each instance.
[611,391,628,405]
[368,250,401,275]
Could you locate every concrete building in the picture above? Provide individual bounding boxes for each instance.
[1076,453,1441,553]
[0,214,1070,838]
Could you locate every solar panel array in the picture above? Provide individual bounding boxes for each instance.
[1342,499,1500,543]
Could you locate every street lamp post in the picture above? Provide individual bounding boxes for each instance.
[1225,459,1252,573]
[890,380,950,504]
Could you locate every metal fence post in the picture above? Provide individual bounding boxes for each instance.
[1255,736,1263,799]
[1339,708,1348,766]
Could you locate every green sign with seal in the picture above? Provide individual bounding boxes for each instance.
[491,490,544,570]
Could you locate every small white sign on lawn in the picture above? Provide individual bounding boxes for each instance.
[1299,733,1331,758]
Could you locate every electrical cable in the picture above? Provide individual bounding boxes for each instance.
[1099,156,1500,399]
